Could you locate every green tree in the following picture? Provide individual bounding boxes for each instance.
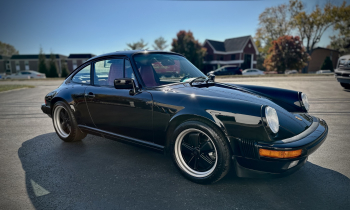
[263,35,310,74]
[48,53,58,77]
[126,39,148,50]
[153,37,168,50]
[0,41,19,57]
[254,4,291,70]
[320,56,334,71]
[38,47,48,75]
[289,0,337,55]
[171,30,206,70]
[329,1,350,55]
[255,3,291,52]
[61,62,69,78]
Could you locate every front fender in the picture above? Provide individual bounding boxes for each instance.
[152,90,272,143]
[233,84,305,113]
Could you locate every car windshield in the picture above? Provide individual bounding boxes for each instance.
[133,53,206,87]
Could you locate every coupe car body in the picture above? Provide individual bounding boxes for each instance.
[42,50,328,183]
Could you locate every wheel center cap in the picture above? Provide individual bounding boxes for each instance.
[193,148,200,156]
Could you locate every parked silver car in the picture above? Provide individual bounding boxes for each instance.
[5,70,46,79]
[285,70,298,74]
[316,70,333,74]
[334,55,350,89]
[242,69,264,76]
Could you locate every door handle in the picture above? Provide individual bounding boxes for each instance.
[85,92,95,98]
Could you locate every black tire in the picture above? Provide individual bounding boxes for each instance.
[52,101,87,142]
[340,83,350,89]
[170,120,231,184]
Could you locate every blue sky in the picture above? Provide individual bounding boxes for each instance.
[0,0,341,56]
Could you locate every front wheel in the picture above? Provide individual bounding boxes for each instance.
[52,101,87,142]
[171,120,231,184]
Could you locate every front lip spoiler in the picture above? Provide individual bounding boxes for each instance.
[256,116,328,159]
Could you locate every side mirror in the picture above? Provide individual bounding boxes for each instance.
[206,73,215,82]
[114,78,137,95]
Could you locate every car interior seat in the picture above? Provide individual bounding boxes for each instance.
[107,62,123,86]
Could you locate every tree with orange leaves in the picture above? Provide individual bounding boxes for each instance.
[171,30,206,70]
[263,35,310,74]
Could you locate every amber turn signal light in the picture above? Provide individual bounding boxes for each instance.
[259,148,302,159]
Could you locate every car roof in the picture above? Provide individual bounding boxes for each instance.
[87,50,184,62]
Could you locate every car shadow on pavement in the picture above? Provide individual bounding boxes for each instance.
[19,133,350,210]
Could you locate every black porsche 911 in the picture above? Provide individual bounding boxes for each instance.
[41,50,328,184]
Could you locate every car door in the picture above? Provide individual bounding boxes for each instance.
[68,63,95,127]
[85,57,154,142]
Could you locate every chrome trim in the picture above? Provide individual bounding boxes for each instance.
[78,125,164,151]
[272,117,319,144]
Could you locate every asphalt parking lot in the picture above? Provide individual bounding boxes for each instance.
[0,76,349,210]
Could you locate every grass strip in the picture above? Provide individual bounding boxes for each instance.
[0,85,35,92]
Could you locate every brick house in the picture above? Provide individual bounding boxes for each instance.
[308,47,340,73]
[0,55,11,74]
[67,54,95,72]
[9,54,67,75]
[203,35,258,73]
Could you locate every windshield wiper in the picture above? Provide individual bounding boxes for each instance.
[189,76,213,86]
[189,76,206,86]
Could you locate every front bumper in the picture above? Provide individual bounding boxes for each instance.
[41,103,51,117]
[335,70,350,84]
[230,116,328,178]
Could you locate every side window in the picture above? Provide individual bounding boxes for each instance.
[93,58,124,86]
[72,65,91,84]
[125,60,135,79]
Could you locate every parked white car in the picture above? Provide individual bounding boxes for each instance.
[242,69,264,76]
[285,70,298,74]
[316,70,333,74]
[334,54,350,89]
[5,70,46,79]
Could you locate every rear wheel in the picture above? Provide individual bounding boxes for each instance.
[340,83,350,89]
[52,101,87,142]
[171,120,231,184]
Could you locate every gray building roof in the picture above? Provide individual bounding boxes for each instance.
[11,54,67,59]
[206,35,252,52]
[68,54,96,59]
[0,55,11,60]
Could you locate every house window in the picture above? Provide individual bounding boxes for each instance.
[25,60,29,70]
[73,60,77,70]
[231,54,236,60]
[217,55,224,61]
[15,61,20,71]
[248,44,251,48]
[6,61,11,70]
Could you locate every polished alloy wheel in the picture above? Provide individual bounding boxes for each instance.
[174,128,218,178]
[53,106,71,138]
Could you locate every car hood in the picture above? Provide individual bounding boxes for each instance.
[158,82,312,136]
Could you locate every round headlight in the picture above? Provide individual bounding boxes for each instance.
[265,106,279,134]
[301,93,310,111]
